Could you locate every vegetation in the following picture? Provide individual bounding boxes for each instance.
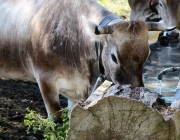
[24,108,70,140]
[97,0,131,19]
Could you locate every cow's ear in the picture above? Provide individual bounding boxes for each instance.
[81,16,103,42]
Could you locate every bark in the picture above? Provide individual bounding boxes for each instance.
[66,80,180,140]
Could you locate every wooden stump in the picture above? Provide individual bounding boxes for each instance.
[66,81,180,140]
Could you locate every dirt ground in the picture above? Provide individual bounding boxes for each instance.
[0,79,67,140]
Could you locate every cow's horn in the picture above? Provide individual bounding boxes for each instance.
[147,22,176,31]
[95,25,113,35]
[165,26,177,31]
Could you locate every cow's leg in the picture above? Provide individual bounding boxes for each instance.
[37,78,62,123]
[68,99,76,110]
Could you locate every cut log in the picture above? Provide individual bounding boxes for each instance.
[171,80,180,109]
[66,81,180,140]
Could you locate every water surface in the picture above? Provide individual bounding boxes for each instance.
[143,41,180,103]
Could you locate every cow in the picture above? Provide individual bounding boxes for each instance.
[128,0,161,21]
[0,0,172,122]
[150,0,180,40]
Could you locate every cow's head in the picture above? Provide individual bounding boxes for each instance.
[128,0,161,22]
[82,16,174,87]
[150,0,180,40]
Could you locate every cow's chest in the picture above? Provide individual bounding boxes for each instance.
[56,76,91,103]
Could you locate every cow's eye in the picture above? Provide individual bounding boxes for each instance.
[111,54,118,64]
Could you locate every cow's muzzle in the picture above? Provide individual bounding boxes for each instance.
[167,30,179,41]
[158,30,179,46]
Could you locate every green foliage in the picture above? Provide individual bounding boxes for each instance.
[97,0,130,19]
[24,108,70,140]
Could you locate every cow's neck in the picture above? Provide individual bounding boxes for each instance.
[99,13,120,26]
[78,0,116,25]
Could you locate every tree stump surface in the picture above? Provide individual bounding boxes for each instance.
[66,80,180,140]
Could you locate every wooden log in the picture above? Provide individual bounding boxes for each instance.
[171,80,180,109]
[66,81,180,140]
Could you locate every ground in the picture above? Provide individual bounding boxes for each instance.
[0,79,67,140]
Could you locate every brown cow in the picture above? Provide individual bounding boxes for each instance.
[0,0,170,122]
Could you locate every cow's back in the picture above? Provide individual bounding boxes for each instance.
[0,0,39,44]
[0,0,39,81]
[0,0,100,81]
